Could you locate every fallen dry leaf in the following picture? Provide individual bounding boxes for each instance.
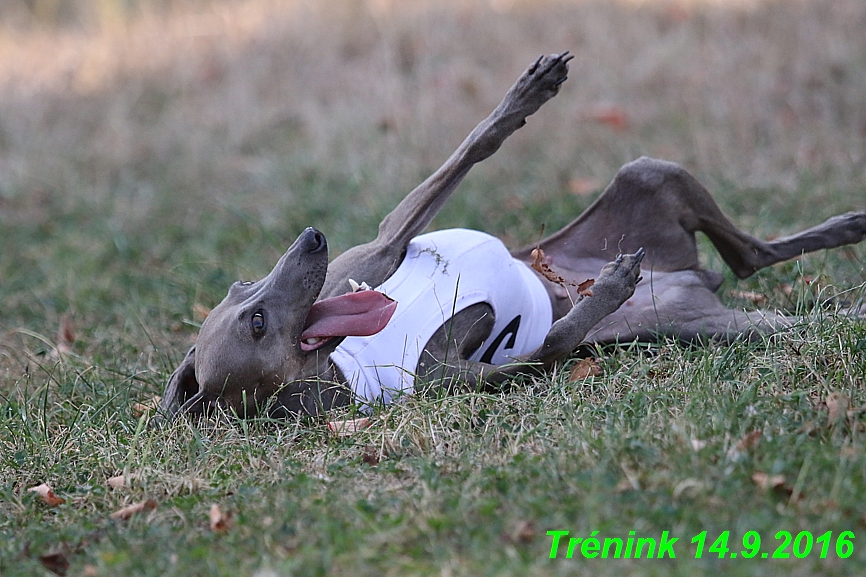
[733,290,767,305]
[582,105,629,131]
[727,430,762,461]
[503,520,536,544]
[752,471,786,490]
[327,417,371,437]
[530,247,594,295]
[690,439,708,451]
[57,313,75,355]
[569,358,600,381]
[209,503,233,533]
[131,397,161,417]
[39,549,70,576]
[110,498,157,520]
[826,392,850,425]
[530,247,567,285]
[28,483,66,507]
[361,446,380,466]
[107,473,140,489]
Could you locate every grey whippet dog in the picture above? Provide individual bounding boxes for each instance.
[159,53,866,420]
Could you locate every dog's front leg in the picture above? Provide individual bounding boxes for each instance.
[421,250,645,390]
[321,53,572,299]
[529,249,644,363]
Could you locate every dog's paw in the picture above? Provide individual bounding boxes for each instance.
[524,52,572,95]
[824,211,866,245]
[593,248,645,305]
[503,52,573,121]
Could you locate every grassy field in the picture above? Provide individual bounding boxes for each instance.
[1,0,866,575]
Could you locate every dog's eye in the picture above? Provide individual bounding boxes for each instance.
[251,311,266,335]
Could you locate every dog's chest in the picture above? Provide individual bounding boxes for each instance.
[331,229,552,405]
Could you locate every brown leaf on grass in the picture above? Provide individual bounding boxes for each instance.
[569,358,600,381]
[57,313,75,354]
[752,471,786,490]
[690,439,708,451]
[726,430,762,461]
[753,471,799,500]
[131,397,161,417]
[361,446,380,466]
[36,531,106,576]
[826,392,850,425]
[107,473,140,489]
[779,276,817,297]
[530,247,594,294]
[110,498,157,520]
[733,290,767,305]
[502,520,536,544]
[28,483,66,507]
[39,549,70,576]
[327,417,370,437]
[582,105,629,131]
[209,504,233,533]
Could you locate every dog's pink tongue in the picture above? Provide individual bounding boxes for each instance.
[301,290,397,339]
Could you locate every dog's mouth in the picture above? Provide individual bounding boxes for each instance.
[299,288,397,352]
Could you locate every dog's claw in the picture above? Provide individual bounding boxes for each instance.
[528,54,544,75]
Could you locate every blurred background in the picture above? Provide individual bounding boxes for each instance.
[0,0,864,367]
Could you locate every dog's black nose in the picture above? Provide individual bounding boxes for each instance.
[301,227,327,253]
[311,230,326,252]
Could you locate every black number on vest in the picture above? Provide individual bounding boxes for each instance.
[479,315,521,364]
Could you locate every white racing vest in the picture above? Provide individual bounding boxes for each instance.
[330,229,553,406]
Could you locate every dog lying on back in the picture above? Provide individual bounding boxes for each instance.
[158,53,866,420]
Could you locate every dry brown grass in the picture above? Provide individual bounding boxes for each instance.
[2,0,864,244]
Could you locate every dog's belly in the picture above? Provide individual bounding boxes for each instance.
[586,270,717,341]
[586,269,790,343]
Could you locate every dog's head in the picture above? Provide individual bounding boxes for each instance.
[161,227,396,419]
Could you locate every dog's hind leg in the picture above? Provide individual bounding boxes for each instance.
[515,157,866,281]
[321,53,572,299]
[512,157,864,343]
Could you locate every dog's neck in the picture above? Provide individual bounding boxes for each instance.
[272,351,351,417]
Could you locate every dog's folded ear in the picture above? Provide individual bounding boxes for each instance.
[155,346,199,423]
